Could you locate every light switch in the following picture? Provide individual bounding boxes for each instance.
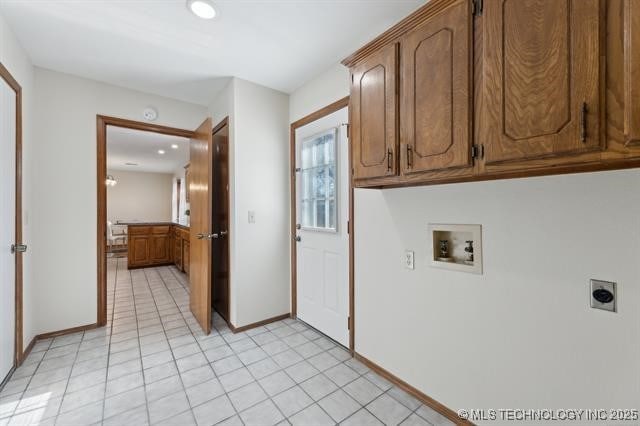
[248,210,256,224]
[404,250,415,270]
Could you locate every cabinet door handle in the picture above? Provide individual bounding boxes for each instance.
[406,145,413,169]
[387,148,393,172]
[580,102,588,143]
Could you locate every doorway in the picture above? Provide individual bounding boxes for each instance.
[291,98,352,348]
[0,63,23,383]
[96,116,195,326]
[211,118,230,323]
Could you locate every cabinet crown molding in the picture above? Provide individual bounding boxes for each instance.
[341,0,462,67]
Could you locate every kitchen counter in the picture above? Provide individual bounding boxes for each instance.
[119,221,189,229]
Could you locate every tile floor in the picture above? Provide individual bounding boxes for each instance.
[0,258,454,426]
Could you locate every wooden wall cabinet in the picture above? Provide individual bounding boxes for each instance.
[400,0,472,174]
[482,0,602,164]
[344,0,640,189]
[625,0,640,146]
[350,42,399,180]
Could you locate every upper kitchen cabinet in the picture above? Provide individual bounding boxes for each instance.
[625,0,640,146]
[350,43,399,180]
[400,0,472,174]
[481,0,603,164]
[343,0,640,189]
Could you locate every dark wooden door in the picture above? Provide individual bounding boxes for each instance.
[189,118,213,334]
[400,0,472,174]
[351,42,399,180]
[482,0,602,164]
[211,118,230,322]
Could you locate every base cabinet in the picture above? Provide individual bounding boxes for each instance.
[182,240,190,277]
[128,224,190,271]
[128,234,150,268]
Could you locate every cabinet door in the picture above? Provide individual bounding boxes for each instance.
[400,0,472,174]
[129,236,150,267]
[482,0,602,164]
[182,241,190,276]
[174,237,182,269]
[150,235,170,263]
[351,43,399,179]
[625,0,640,146]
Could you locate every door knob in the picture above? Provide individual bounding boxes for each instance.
[294,236,301,242]
[197,233,218,240]
[11,244,27,253]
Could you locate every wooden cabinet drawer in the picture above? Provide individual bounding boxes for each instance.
[128,226,151,235]
[152,226,170,235]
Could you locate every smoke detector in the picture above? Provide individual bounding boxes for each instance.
[143,107,158,121]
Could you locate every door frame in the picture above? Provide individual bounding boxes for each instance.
[96,115,195,326]
[0,63,24,366]
[289,96,354,352]
[211,117,231,323]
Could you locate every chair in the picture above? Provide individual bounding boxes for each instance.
[107,220,127,250]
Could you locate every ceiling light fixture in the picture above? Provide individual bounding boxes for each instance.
[171,144,179,149]
[158,150,166,155]
[187,0,217,19]
[105,175,117,186]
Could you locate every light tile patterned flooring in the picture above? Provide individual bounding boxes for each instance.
[0,258,454,426]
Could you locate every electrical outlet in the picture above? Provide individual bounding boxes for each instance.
[248,210,256,224]
[590,279,616,312]
[404,250,415,270]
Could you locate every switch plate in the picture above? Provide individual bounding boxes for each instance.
[590,279,616,312]
[248,211,255,224]
[404,250,415,270]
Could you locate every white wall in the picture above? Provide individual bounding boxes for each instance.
[32,68,208,334]
[209,78,290,328]
[231,78,290,327]
[0,13,36,349]
[355,173,640,421]
[289,63,350,123]
[290,64,640,421]
[107,170,173,223]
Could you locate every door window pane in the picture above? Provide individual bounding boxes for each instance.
[299,128,338,231]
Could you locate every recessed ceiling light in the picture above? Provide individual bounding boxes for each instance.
[158,150,166,155]
[171,144,179,149]
[187,0,216,19]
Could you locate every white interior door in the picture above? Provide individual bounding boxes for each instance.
[295,107,349,347]
[0,77,16,381]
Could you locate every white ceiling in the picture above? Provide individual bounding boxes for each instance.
[0,0,423,105]
[107,127,190,173]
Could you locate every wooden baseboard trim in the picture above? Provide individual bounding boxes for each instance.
[229,313,290,334]
[36,323,99,340]
[18,335,37,365]
[354,353,473,426]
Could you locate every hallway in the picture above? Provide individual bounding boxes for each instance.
[0,259,451,426]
